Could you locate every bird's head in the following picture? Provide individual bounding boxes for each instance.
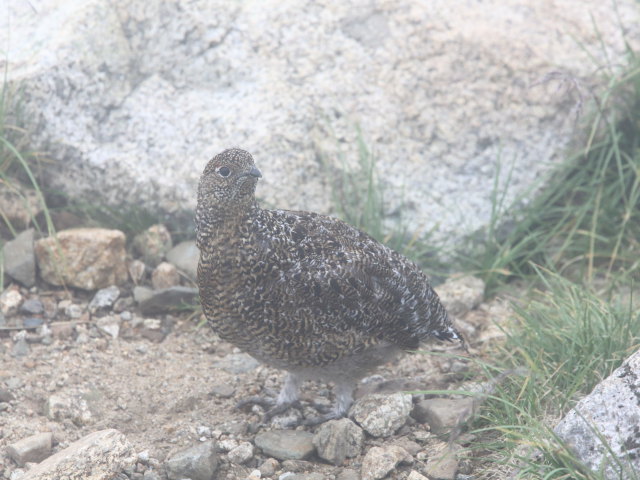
[196,148,262,243]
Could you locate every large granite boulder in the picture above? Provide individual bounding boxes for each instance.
[2,0,639,242]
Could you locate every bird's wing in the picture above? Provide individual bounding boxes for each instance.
[254,209,453,349]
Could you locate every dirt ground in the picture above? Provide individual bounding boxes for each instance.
[0,279,504,480]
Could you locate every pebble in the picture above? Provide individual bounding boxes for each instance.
[259,458,279,476]
[336,469,359,480]
[210,383,236,398]
[151,262,180,290]
[312,418,364,465]
[411,398,473,434]
[228,441,254,464]
[435,275,485,317]
[360,445,412,480]
[23,317,44,328]
[407,471,429,480]
[166,240,198,280]
[422,443,460,480]
[96,315,121,339]
[2,229,36,287]
[214,352,260,374]
[351,393,413,437]
[132,224,173,267]
[128,259,147,284]
[11,335,30,357]
[0,387,15,402]
[63,302,83,319]
[254,430,315,461]
[164,440,218,480]
[1,287,23,316]
[19,298,44,315]
[137,286,198,315]
[6,432,53,466]
[89,285,121,313]
[46,393,93,426]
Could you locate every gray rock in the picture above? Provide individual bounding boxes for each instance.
[132,224,173,267]
[258,458,279,477]
[137,286,198,315]
[254,430,315,461]
[22,317,44,328]
[89,285,121,313]
[406,471,429,480]
[214,352,260,374]
[35,228,128,290]
[228,441,254,465]
[554,348,640,479]
[435,276,485,317]
[6,432,53,466]
[96,315,121,339]
[0,387,15,402]
[313,418,364,465]
[3,229,36,287]
[166,241,199,280]
[164,440,218,480]
[337,469,360,480]
[286,474,324,480]
[4,1,640,247]
[361,445,412,480]
[351,393,413,437]
[411,397,474,434]
[19,298,44,315]
[139,317,170,343]
[151,262,180,290]
[421,442,460,480]
[11,335,30,357]
[24,429,134,480]
[210,383,236,398]
[46,393,93,426]
[133,286,154,304]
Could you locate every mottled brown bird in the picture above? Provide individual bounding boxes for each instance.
[196,148,464,425]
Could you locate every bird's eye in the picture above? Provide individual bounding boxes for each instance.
[218,166,231,177]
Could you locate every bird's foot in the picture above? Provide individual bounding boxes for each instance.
[302,409,347,426]
[236,395,303,424]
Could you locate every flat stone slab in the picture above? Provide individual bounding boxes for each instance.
[254,430,315,460]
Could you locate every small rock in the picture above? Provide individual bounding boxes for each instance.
[24,429,134,480]
[287,474,324,480]
[361,445,412,480]
[411,397,474,434]
[62,302,84,319]
[0,387,15,402]
[96,315,121,339]
[393,437,422,456]
[128,259,147,284]
[164,440,218,480]
[407,471,429,480]
[22,317,44,328]
[11,334,30,357]
[1,287,23,316]
[89,285,121,314]
[143,471,161,480]
[281,459,316,472]
[313,418,364,465]
[6,432,53,466]
[137,286,198,315]
[259,458,279,477]
[151,262,180,290]
[351,393,413,437]
[35,228,128,290]
[422,443,459,480]
[113,296,134,313]
[133,224,173,267]
[166,240,198,280]
[19,298,44,315]
[140,318,170,343]
[133,286,154,304]
[254,430,315,461]
[210,383,236,398]
[46,393,93,426]
[336,469,360,480]
[228,442,254,465]
[214,352,260,374]
[2,229,36,287]
[435,275,485,317]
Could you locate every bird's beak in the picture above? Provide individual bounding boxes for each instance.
[248,166,262,178]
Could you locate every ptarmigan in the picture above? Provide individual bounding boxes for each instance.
[196,148,464,425]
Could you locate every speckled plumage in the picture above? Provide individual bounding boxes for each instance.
[196,148,464,423]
